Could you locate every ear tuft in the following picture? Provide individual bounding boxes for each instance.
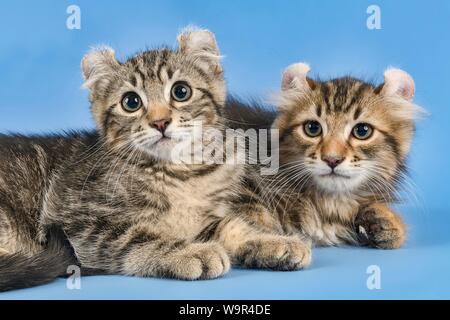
[81,46,118,83]
[281,63,312,91]
[177,26,222,74]
[380,68,415,101]
[177,26,220,56]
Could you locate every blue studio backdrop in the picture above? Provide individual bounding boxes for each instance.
[0,0,449,299]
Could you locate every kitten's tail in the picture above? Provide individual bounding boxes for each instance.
[0,226,78,292]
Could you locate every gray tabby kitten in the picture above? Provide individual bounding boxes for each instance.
[0,29,311,291]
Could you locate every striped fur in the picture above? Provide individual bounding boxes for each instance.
[226,65,422,249]
[0,29,311,291]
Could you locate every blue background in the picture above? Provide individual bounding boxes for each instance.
[0,0,449,299]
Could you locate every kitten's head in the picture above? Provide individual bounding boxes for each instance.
[82,27,225,162]
[274,63,423,195]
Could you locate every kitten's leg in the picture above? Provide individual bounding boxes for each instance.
[355,203,406,249]
[71,224,230,280]
[212,217,311,271]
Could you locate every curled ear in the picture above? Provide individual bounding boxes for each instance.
[379,68,415,101]
[177,26,222,74]
[281,63,314,92]
[81,46,120,87]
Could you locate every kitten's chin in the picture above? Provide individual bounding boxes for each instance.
[140,137,199,163]
[313,174,364,194]
[142,139,175,161]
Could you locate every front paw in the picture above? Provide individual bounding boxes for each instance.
[170,242,230,280]
[355,205,406,249]
[235,236,312,271]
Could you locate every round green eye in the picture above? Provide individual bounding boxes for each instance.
[171,82,192,102]
[121,92,142,112]
[352,123,373,140]
[304,120,322,137]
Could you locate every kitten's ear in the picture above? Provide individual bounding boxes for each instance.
[281,63,315,92]
[81,46,120,87]
[378,68,415,101]
[177,27,222,74]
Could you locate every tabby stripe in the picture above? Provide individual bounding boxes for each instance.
[383,132,400,157]
[192,64,212,84]
[195,219,221,241]
[102,223,133,245]
[344,83,368,113]
[353,106,362,120]
[166,68,173,80]
[197,88,222,117]
[82,216,112,245]
[279,126,295,142]
[192,164,221,177]
[316,104,322,118]
[190,108,209,119]
[156,166,190,181]
[333,81,347,112]
[321,83,332,113]
[129,74,137,87]
[118,230,159,255]
[156,51,169,82]
[135,67,146,87]
[102,106,115,132]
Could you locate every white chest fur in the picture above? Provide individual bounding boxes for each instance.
[307,194,360,246]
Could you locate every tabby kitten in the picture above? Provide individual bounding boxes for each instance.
[274,63,424,247]
[0,29,311,291]
[232,63,422,249]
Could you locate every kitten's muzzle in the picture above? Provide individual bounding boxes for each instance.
[151,118,172,135]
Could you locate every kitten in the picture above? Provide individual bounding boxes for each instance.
[0,29,311,292]
[227,63,423,248]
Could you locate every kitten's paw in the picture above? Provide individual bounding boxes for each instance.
[171,242,230,280]
[355,204,406,249]
[235,236,311,271]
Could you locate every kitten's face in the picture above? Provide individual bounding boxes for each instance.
[275,64,420,195]
[82,29,225,162]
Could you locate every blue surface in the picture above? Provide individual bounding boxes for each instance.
[0,0,449,299]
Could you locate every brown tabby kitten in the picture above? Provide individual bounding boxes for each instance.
[0,29,311,291]
[229,63,423,249]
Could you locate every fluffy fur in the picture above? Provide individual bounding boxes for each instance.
[0,29,311,291]
[0,226,77,291]
[226,63,423,248]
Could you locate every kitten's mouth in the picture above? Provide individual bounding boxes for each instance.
[158,136,171,142]
[320,172,351,179]
[153,136,176,148]
[142,135,173,148]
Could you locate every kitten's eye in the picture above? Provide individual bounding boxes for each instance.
[121,92,142,112]
[171,82,192,102]
[352,123,373,140]
[304,120,322,137]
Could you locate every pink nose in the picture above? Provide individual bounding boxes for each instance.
[151,118,172,134]
[322,156,345,169]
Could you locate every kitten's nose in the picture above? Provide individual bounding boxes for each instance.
[151,118,172,134]
[322,156,345,169]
